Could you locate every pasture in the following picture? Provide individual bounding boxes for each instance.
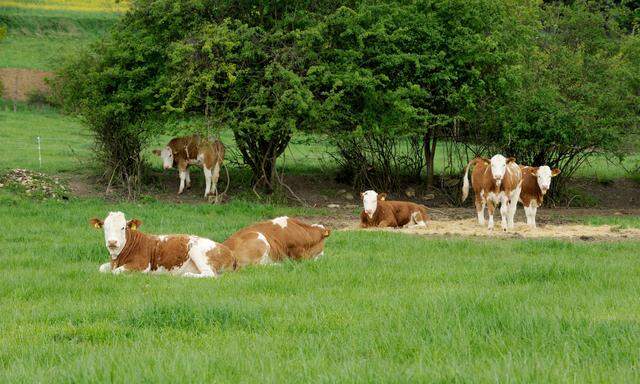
[2,2,640,382]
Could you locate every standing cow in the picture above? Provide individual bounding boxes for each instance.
[359,190,429,228]
[519,165,561,228]
[153,135,225,198]
[90,211,235,278]
[462,155,522,230]
[222,216,331,268]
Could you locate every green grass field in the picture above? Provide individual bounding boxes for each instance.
[1,195,640,382]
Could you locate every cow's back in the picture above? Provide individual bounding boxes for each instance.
[470,160,492,195]
[169,135,201,162]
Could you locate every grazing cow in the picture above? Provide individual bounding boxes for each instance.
[153,135,225,198]
[222,216,331,268]
[519,165,561,228]
[461,155,522,230]
[90,211,235,278]
[359,190,429,228]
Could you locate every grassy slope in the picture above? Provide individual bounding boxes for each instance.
[0,6,118,70]
[1,195,640,382]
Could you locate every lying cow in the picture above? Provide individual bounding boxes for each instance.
[153,134,225,198]
[462,155,522,230]
[359,190,429,228]
[90,211,235,278]
[222,216,331,268]
[519,165,561,228]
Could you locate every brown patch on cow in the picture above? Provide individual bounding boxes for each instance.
[360,199,429,228]
[206,245,236,272]
[520,166,544,207]
[223,217,330,268]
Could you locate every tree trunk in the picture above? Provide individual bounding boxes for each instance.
[234,129,290,194]
[423,128,437,188]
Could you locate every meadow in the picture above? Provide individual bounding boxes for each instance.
[2,3,640,382]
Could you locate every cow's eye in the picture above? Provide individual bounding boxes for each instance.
[121,227,125,230]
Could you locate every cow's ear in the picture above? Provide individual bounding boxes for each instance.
[127,219,142,231]
[89,218,103,229]
[551,168,561,177]
[530,167,538,176]
[507,157,516,164]
[323,228,331,238]
[480,157,490,165]
[379,193,387,201]
[152,149,161,156]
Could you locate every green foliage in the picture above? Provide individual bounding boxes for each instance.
[491,1,640,192]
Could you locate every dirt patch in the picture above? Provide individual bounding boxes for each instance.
[339,219,640,241]
[0,68,52,101]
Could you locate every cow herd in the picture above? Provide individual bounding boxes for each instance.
[91,147,560,277]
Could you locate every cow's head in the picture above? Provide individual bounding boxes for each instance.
[90,212,142,258]
[360,190,385,218]
[311,223,332,238]
[153,147,174,170]
[531,166,560,194]
[490,154,516,186]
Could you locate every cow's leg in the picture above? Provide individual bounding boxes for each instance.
[524,205,532,226]
[475,197,486,225]
[112,265,127,275]
[531,205,538,228]
[507,188,520,229]
[212,162,221,197]
[486,200,495,230]
[183,238,217,278]
[500,195,509,230]
[203,166,212,197]
[99,262,111,273]
[178,169,187,195]
[185,169,191,189]
[412,211,426,227]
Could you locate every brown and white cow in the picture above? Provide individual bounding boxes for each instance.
[153,135,225,198]
[519,165,561,228]
[222,216,331,268]
[90,211,235,278]
[462,155,522,230]
[359,190,429,228]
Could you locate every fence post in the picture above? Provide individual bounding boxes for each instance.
[37,136,42,169]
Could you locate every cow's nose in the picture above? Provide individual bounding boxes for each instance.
[108,240,118,248]
[163,165,171,170]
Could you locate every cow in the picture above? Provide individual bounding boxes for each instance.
[359,190,429,228]
[519,165,561,228]
[153,135,225,198]
[90,211,235,278]
[222,216,331,268]
[461,154,522,230]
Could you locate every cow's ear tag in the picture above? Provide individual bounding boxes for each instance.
[130,224,137,231]
[93,223,101,229]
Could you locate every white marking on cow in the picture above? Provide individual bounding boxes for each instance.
[536,166,553,194]
[490,154,508,185]
[271,216,289,228]
[157,235,168,242]
[102,211,127,259]
[99,262,111,273]
[311,224,325,229]
[112,266,127,275]
[159,147,173,169]
[142,263,151,273]
[185,236,217,278]
[256,232,273,265]
[314,251,324,261]
[203,166,212,197]
[362,190,378,218]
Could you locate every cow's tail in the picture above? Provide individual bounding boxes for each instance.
[461,159,476,202]
[419,204,430,222]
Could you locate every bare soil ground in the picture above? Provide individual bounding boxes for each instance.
[0,68,52,101]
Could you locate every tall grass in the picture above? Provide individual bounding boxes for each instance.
[0,195,639,382]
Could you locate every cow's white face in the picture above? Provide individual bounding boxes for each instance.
[102,212,128,257]
[490,154,508,185]
[362,190,378,218]
[90,212,142,259]
[155,147,173,170]
[534,166,560,194]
